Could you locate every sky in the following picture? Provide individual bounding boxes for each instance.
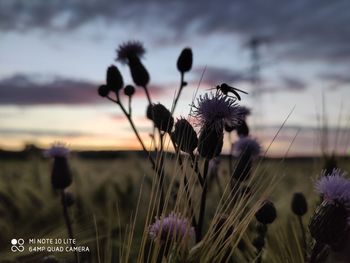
[0,0,350,156]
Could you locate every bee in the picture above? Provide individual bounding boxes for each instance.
[212,83,248,101]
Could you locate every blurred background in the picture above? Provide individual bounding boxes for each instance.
[1,0,350,157]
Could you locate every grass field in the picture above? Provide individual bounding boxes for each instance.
[0,155,349,262]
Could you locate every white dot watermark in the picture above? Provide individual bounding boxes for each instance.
[11,238,25,252]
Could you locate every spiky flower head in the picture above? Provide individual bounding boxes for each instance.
[192,92,244,133]
[309,169,350,246]
[44,144,70,158]
[44,143,72,189]
[116,41,146,64]
[149,212,195,243]
[232,137,261,157]
[315,169,350,206]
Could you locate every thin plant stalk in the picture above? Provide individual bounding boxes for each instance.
[297,215,307,261]
[171,72,185,115]
[143,85,152,106]
[60,190,78,263]
[197,158,210,242]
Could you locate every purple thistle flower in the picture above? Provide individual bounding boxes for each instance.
[116,41,146,64]
[192,92,244,132]
[315,169,350,205]
[232,137,261,157]
[148,212,194,243]
[44,144,70,158]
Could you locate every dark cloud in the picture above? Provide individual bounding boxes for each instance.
[1,0,349,64]
[0,127,89,137]
[0,74,168,105]
[0,74,100,105]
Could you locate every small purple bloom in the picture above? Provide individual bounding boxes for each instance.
[315,169,350,204]
[116,41,145,64]
[232,137,261,157]
[192,92,244,132]
[148,212,194,243]
[44,144,70,158]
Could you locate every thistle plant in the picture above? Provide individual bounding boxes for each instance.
[309,169,350,262]
[93,40,350,263]
[45,144,78,263]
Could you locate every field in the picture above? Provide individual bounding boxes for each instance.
[0,155,349,262]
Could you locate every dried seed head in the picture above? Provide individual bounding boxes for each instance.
[106,65,124,92]
[255,200,277,225]
[147,103,174,133]
[172,118,198,153]
[177,48,193,73]
[197,124,223,159]
[291,192,308,216]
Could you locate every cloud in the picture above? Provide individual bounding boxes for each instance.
[1,1,349,64]
[318,72,350,89]
[280,76,307,91]
[0,127,89,137]
[0,74,168,105]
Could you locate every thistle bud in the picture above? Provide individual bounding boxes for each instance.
[236,120,249,137]
[128,55,150,87]
[291,192,308,216]
[124,85,135,97]
[256,223,267,235]
[198,125,223,159]
[172,118,198,153]
[147,103,174,133]
[63,191,75,207]
[98,85,109,97]
[309,200,348,247]
[106,65,124,92]
[224,122,235,133]
[252,236,265,251]
[255,200,277,225]
[51,156,72,189]
[232,152,252,182]
[177,48,193,73]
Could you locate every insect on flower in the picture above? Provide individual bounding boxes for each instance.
[210,83,248,101]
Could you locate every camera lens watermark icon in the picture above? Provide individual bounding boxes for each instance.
[11,239,25,252]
